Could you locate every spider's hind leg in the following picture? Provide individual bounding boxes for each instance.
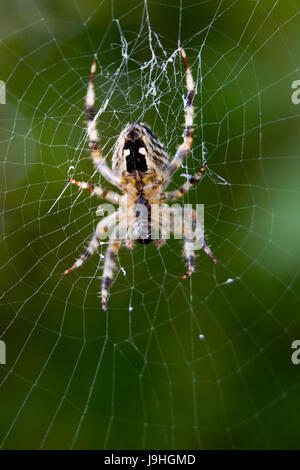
[62,212,118,276]
[62,232,100,275]
[180,238,196,279]
[180,237,217,279]
[179,208,217,279]
[203,239,217,265]
[101,236,121,311]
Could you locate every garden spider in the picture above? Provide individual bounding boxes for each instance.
[63,46,217,311]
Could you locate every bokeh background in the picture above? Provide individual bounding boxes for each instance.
[1,0,300,449]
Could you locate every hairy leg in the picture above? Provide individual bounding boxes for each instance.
[62,211,118,275]
[85,60,120,188]
[101,232,121,311]
[68,178,120,204]
[156,206,216,278]
[163,46,195,183]
[162,166,205,201]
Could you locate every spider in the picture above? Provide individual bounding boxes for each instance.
[63,46,216,311]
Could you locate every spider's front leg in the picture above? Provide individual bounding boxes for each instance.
[163,46,195,183]
[85,60,120,188]
[62,211,118,275]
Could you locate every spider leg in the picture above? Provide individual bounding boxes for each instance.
[163,46,195,183]
[62,211,118,275]
[202,238,217,265]
[101,232,121,311]
[68,178,120,204]
[180,238,196,279]
[158,206,216,279]
[180,233,217,279]
[125,239,135,249]
[153,239,166,249]
[161,165,205,201]
[188,207,217,266]
[86,60,120,188]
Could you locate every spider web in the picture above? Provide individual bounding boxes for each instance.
[1,0,300,450]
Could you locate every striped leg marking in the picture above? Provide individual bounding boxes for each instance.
[203,239,217,265]
[179,208,217,279]
[62,232,100,275]
[86,60,120,188]
[163,46,195,182]
[179,212,196,279]
[162,166,205,201]
[68,178,120,205]
[62,212,118,275]
[180,243,196,279]
[189,208,217,266]
[101,237,121,311]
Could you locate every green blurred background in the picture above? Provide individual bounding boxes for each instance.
[1,0,300,449]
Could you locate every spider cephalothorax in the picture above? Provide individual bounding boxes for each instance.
[63,47,217,310]
[112,122,169,176]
